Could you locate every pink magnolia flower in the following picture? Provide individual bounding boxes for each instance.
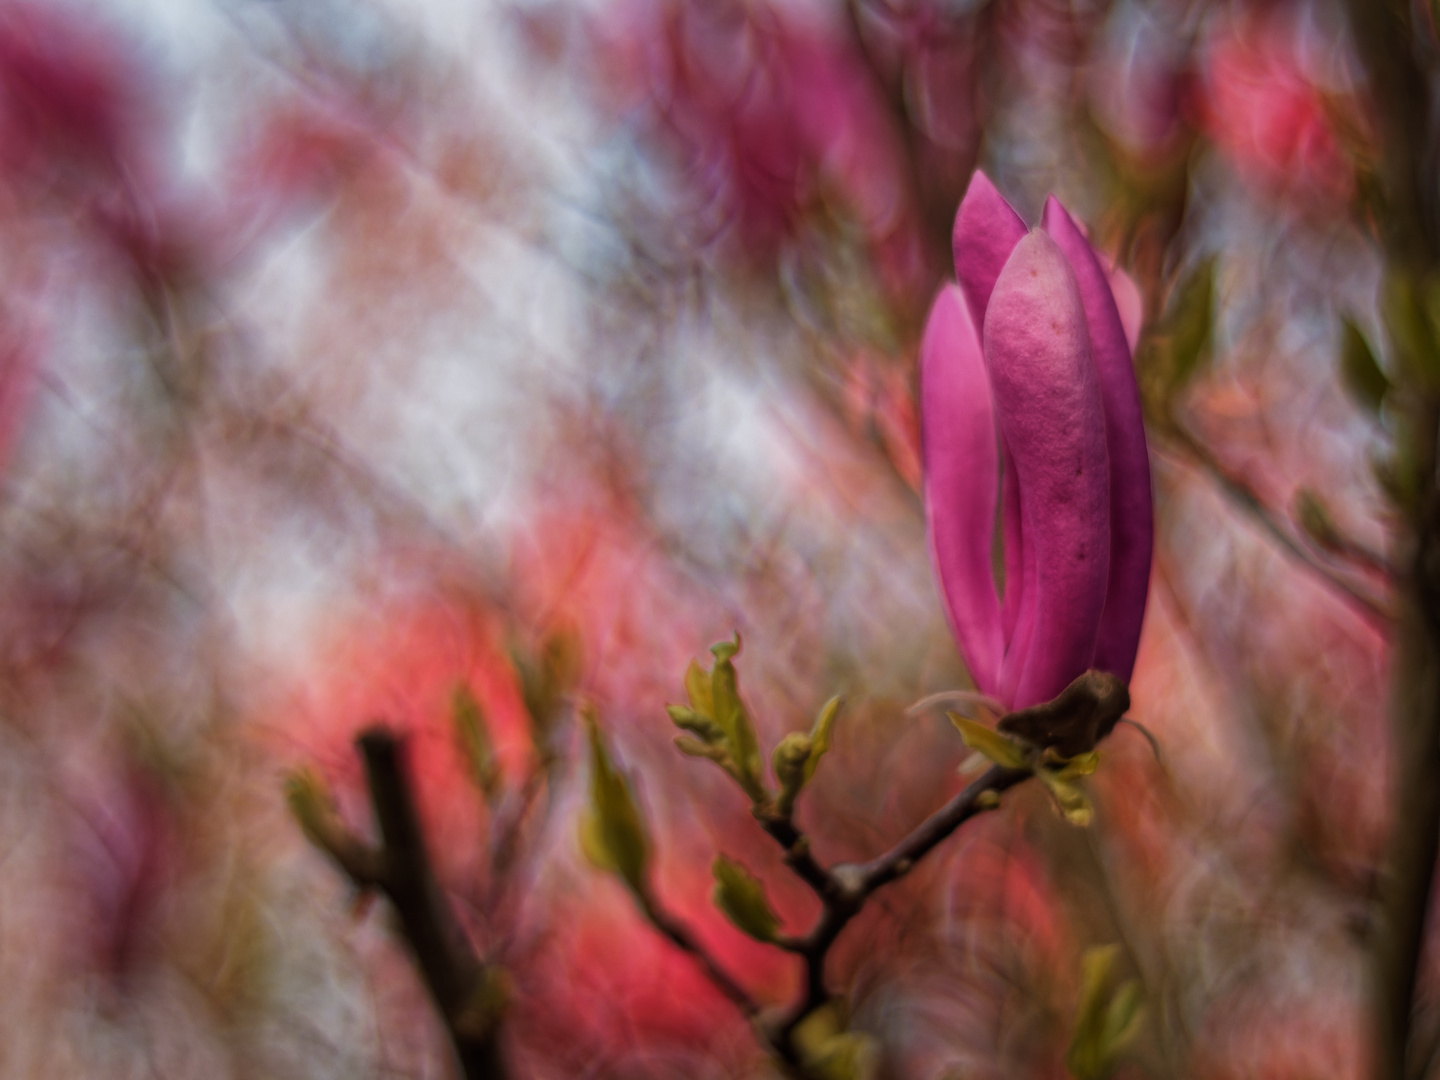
[922,172,1152,709]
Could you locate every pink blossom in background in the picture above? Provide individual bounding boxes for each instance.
[922,172,1152,708]
[594,0,922,288]
[0,1,156,193]
[1200,9,1361,210]
[1089,9,1197,164]
[61,747,178,985]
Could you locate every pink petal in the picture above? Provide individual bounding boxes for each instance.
[1000,444,1025,641]
[1107,262,1144,353]
[1042,197,1153,682]
[921,283,1004,694]
[953,171,1028,329]
[985,231,1111,708]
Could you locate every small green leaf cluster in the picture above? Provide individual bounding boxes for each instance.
[947,712,1100,827]
[1065,945,1145,1080]
[666,635,841,815]
[667,635,768,802]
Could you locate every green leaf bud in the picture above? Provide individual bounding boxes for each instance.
[712,853,780,942]
[804,696,843,784]
[452,684,502,800]
[773,732,814,817]
[947,711,1031,770]
[579,708,650,892]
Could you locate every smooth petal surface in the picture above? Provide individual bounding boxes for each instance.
[953,171,1028,329]
[1107,262,1144,353]
[1000,444,1025,641]
[985,231,1111,708]
[921,283,1004,694]
[1042,198,1153,681]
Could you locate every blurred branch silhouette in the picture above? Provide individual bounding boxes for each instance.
[292,730,509,1080]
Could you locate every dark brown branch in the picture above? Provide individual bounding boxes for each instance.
[1339,3,1440,1078]
[753,810,842,896]
[340,729,508,1080]
[758,763,1030,1058]
[855,765,1030,893]
[636,888,761,1018]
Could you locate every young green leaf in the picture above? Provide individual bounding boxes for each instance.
[1100,979,1145,1056]
[1339,316,1391,415]
[712,853,780,942]
[792,1002,878,1080]
[453,684,502,799]
[1050,750,1100,781]
[709,636,765,800]
[285,767,338,848]
[1383,270,1440,388]
[806,1032,879,1080]
[580,709,649,892]
[1037,767,1094,827]
[684,658,715,721]
[1164,256,1216,390]
[947,712,1031,770]
[805,695,843,784]
[513,625,583,745]
[1066,945,1145,1080]
[674,734,728,762]
[666,703,725,743]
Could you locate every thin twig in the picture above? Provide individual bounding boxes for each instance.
[757,764,1030,1055]
[853,765,1030,893]
[637,889,761,1017]
[1158,425,1394,631]
[906,690,1006,718]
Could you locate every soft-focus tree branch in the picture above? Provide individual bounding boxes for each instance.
[296,730,509,1080]
[635,887,762,1018]
[1155,425,1394,630]
[756,762,1031,1055]
[1340,3,1440,1078]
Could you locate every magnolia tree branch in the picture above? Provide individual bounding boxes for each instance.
[635,887,762,1017]
[626,669,1130,1077]
[756,763,1031,1051]
[297,729,509,1080]
[641,760,1031,1077]
[1340,3,1440,1078]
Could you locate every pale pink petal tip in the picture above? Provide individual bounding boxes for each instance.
[952,170,1028,330]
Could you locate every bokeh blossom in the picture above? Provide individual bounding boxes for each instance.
[922,172,1152,708]
[1199,8,1362,211]
[593,0,922,288]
